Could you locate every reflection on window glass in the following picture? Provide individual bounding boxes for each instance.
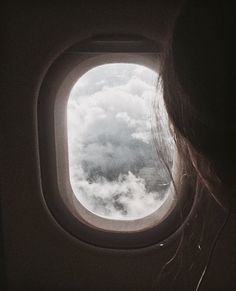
[67,63,174,220]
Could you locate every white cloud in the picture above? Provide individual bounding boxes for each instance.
[67,63,174,220]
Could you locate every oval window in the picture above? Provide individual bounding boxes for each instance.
[67,63,174,221]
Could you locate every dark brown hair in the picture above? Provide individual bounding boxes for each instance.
[153,1,233,289]
[162,0,234,200]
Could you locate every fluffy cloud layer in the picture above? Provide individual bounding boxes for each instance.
[67,63,174,220]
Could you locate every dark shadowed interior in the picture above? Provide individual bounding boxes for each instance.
[1,1,235,290]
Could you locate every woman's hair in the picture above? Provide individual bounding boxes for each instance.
[161,0,234,200]
[152,1,233,290]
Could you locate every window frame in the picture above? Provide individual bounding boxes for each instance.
[38,36,194,249]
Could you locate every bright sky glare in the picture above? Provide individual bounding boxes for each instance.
[67,63,173,220]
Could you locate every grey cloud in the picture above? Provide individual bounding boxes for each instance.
[67,63,174,220]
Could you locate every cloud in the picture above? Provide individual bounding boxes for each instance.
[67,63,174,220]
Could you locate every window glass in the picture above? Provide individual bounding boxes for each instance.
[67,63,174,220]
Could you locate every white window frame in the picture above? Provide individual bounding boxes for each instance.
[38,36,193,248]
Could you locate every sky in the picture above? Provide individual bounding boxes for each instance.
[67,63,174,220]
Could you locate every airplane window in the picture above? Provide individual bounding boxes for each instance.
[67,63,175,221]
[38,40,182,246]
